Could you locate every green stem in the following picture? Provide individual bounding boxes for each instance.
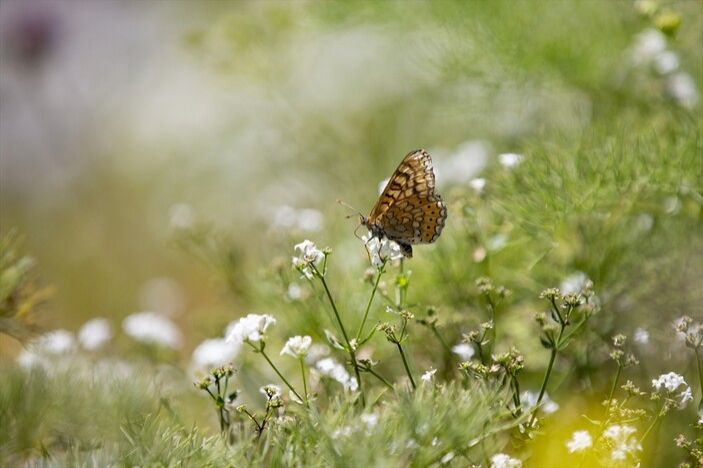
[430,325,452,355]
[396,343,416,390]
[300,358,309,405]
[528,347,557,427]
[259,348,305,405]
[356,263,385,341]
[695,348,703,407]
[639,403,663,443]
[366,367,394,390]
[312,264,365,406]
[512,376,522,416]
[606,365,622,411]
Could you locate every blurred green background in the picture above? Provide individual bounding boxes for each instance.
[1,0,702,466]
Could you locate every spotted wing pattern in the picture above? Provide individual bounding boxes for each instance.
[369,149,447,256]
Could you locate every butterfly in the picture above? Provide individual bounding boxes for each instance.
[360,149,447,258]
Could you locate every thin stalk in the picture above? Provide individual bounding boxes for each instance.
[311,264,365,406]
[397,342,416,390]
[640,403,663,443]
[300,358,309,405]
[528,347,557,427]
[606,365,623,410]
[260,348,305,405]
[512,376,522,416]
[366,367,394,390]
[430,325,452,355]
[695,348,703,405]
[356,264,385,341]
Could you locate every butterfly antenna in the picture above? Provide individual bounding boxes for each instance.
[336,199,364,220]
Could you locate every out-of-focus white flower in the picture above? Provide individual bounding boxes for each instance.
[435,141,489,185]
[421,368,437,383]
[440,452,455,464]
[281,335,312,358]
[305,344,330,364]
[34,329,76,354]
[169,203,194,229]
[490,453,522,468]
[378,178,390,195]
[360,412,379,429]
[633,328,650,345]
[560,271,589,295]
[272,205,297,229]
[654,50,679,75]
[316,357,358,391]
[297,209,323,232]
[225,313,276,345]
[192,338,239,369]
[469,177,486,194]
[521,391,559,414]
[452,343,475,361]
[362,233,403,268]
[140,277,185,317]
[666,72,699,109]
[631,28,667,65]
[292,240,325,279]
[487,233,508,252]
[635,213,654,233]
[566,430,593,453]
[123,311,182,348]
[498,153,523,169]
[287,283,303,300]
[78,318,112,351]
[332,426,354,439]
[603,424,641,461]
[652,372,692,407]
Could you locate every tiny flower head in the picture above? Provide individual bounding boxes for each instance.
[225,313,276,345]
[421,368,437,383]
[280,335,312,358]
[566,430,592,453]
[490,453,522,468]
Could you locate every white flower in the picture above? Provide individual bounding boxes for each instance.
[378,178,390,195]
[680,386,693,406]
[469,177,486,194]
[451,343,475,361]
[631,28,667,65]
[305,344,330,364]
[225,313,276,345]
[498,153,523,169]
[122,311,182,348]
[440,452,455,464]
[259,384,282,400]
[192,338,239,369]
[272,205,297,229]
[666,72,699,109]
[560,271,589,295]
[490,453,522,468]
[652,372,686,392]
[487,233,508,252]
[78,318,112,351]
[633,327,649,345]
[292,240,324,279]
[566,430,593,453]
[435,141,489,185]
[169,203,194,229]
[362,233,403,268]
[654,50,679,75]
[520,391,559,414]
[421,368,437,383]
[281,335,312,358]
[287,283,303,301]
[603,424,641,461]
[316,357,358,391]
[34,330,75,354]
[360,412,379,429]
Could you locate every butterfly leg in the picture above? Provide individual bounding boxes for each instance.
[397,242,413,258]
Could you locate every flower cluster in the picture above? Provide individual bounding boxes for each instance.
[362,233,403,269]
[291,240,325,279]
[651,372,693,409]
[316,357,358,392]
[226,314,276,345]
[280,335,312,358]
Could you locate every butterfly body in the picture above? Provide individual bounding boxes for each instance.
[362,149,447,258]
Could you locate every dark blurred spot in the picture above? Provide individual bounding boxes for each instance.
[3,7,60,69]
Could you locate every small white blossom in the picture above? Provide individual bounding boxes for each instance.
[305,344,330,364]
[680,386,693,406]
[78,318,112,351]
[297,209,323,232]
[654,50,679,75]
[440,452,455,464]
[521,391,559,414]
[452,343,475,361]
[603,424,641,461]
[259,384,282,401]
[435,141,489,186]
[292,240,324,279]
[287,283,303,300]
[490,453,522,468]
[487,233,508,252]
[360,412,379,429]
[666,72,699,109]
[469,177,486,194]
[123,311,182,348]
[316,357,358,391]
[35,330,76,354]
[281,335,312,358]
[362,233,403,268]
[498,153,523,169]
[633,328,650,345]
[192,338,239,369]
[566,430,593,453]
[652,372,687,392]
[225,313,276,345]
[421,368,437,383]
[560,271,590,295]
